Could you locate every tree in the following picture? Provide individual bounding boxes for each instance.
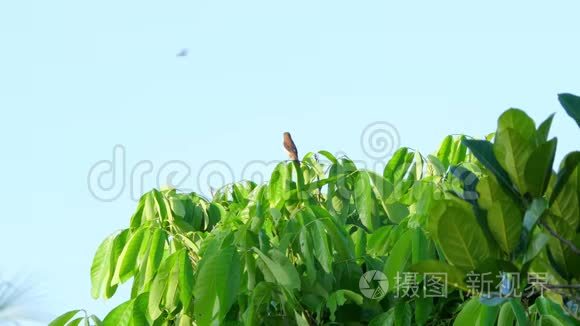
[0,277,45,325]
[52,93,580,325]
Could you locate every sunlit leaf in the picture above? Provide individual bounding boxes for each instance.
[436,201,490,271]
[477,176,522,254]
[48,310,81,326]
[194,238,241,326]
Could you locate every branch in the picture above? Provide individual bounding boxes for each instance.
[544,285,580,307]
[540,220,580,255]
[545,284,580,289]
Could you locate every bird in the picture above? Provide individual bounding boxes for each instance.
[283,132,300,163]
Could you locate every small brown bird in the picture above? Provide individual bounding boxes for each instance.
[283,132,299,163]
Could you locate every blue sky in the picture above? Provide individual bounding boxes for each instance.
[1,0,579,323]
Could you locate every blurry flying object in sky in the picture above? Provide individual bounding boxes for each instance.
[176,48,188,57]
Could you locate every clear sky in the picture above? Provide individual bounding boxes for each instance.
[1,0,579,323]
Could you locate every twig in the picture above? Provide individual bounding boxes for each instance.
[544,287,580,304]
[545,284,580,289]
[540,220,580,255]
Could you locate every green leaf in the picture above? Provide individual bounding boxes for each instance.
[254,248,301,291]
[410,260,467,290]
[105,230,129,298]
[494,129,535,195]
[507,299,528,326]
[463,139,519,201]
[194,239,241,326]
[477,176,522,254]
[169,196,186,217]
[354,172,375,231]
[453,298,482,325]
[414,297,433,326]
[436,136,453,168]
[394,302,411,326]
[496,108,537,140]
[411,227,432,264]
[89,315,103,326]
[91,234,115,299]
[414,151,424,179]
[299,227,316,285]
[547,237,571,280]
[304,176,338,193]
[367,225,394,257]
[363,171,394,216]
[177,314,193,326]
[102,293,148,326]
[449,136,468,166]
[152,189,169,220]
[269,162,291,208]
[493,109,538,194]
[244,282,300,325]
[352,223,367,259]
[130,293,149,325]
[177,250,194,311]
[207,202,223,230]
[549,165,580,239]
[142,192,156,221]
[550,151,580,205]
[497,302,515,326]
[536,113,554,144]
[386,202,409,224]
[523,198,548,232]
[315,207,355,260]
[49,310,81,326]
[326,290,363,322]
[102,299,133,326]
[318,150,338,164]
[522,229,549,264]
[478,305,500,325]
[384,148,413,183]
[164,254,181,313]
[148,251,178,320]
[535,297,576,325]
[113,227,146,285]
[294,311,310,326]
[129,198,145,229]
[143,228,167,285]
[427,154,446,176]
[524,138,557,197]
[519,198,548,260]
[311,220,332,273]
[540,315,565,326]
[384,230,412,292]
[369,309,395,326]
[437,201,490,271]
[558,93,580,127]
[564,234,580,279]
[66,317,84,326]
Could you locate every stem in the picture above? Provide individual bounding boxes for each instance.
[540,220,580,255]
[545,284,580,289]
[293,160,305,201]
